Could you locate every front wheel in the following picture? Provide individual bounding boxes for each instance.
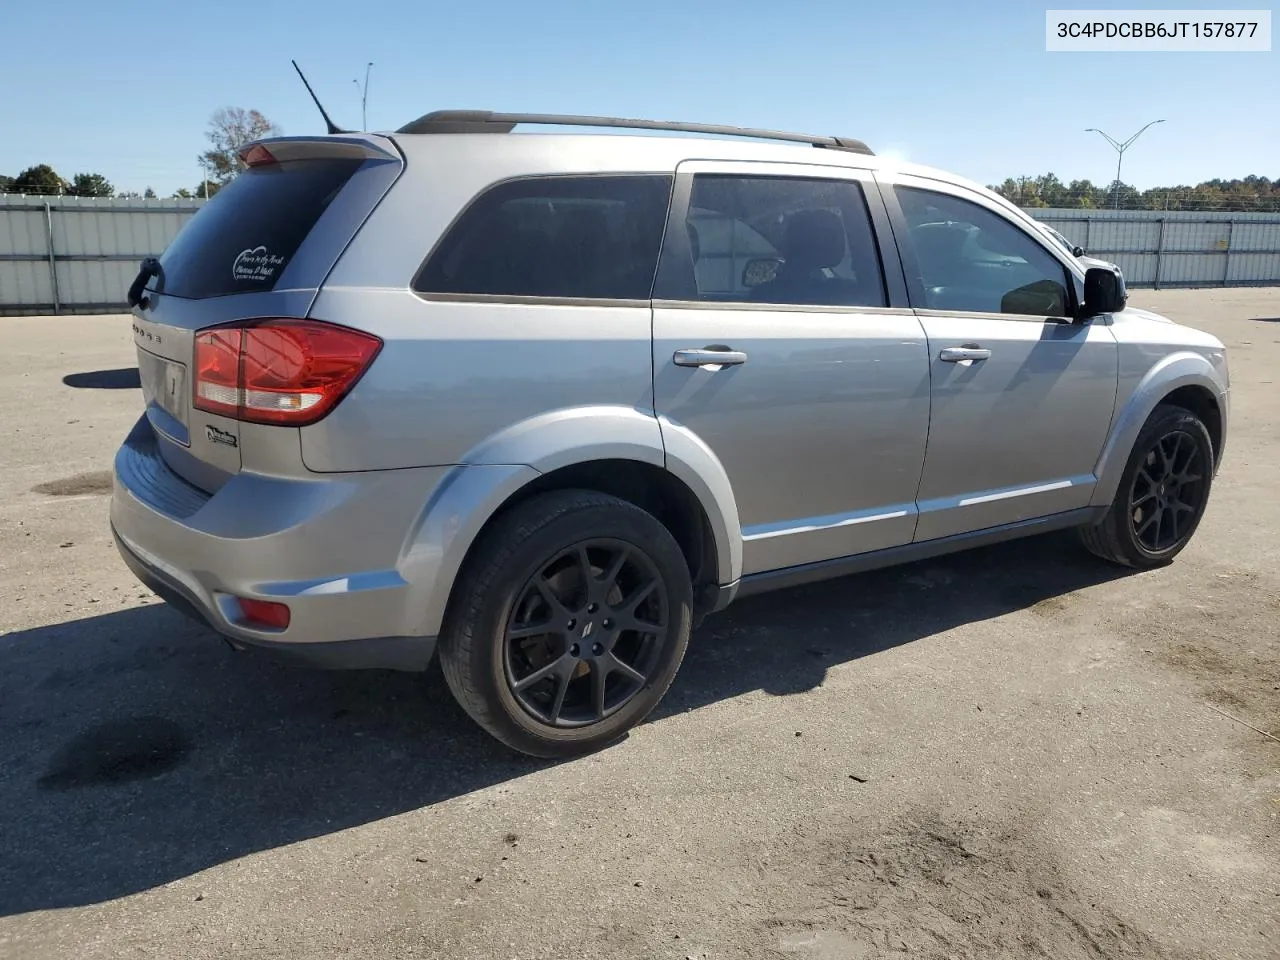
[438,490,693,758]
[1080,404,1215,568]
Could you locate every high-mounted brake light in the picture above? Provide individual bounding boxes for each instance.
[239,143,278,167]
[193,318,381,426]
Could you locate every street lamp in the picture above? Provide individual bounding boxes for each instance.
[1085,120,1167,209]
[353,62,374,131]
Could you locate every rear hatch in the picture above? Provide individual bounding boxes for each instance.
[130,135,402,491]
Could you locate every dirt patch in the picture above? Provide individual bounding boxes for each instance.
[1115,571,1280,742]
[31,471,112,496]
[764,815,1181,959]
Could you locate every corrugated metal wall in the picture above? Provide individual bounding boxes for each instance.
[1027,208,1280,288]
[0,196,204,315]
[1,197,1277,315]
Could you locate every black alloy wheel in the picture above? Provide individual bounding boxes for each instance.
[1128,429,1208,553]
[504,538,668,727]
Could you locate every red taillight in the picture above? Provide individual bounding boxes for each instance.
[193,318,381,426]
[238,598,291,630]
[239,143,278,167]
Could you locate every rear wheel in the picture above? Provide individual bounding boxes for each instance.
[1080,404,1214,568]
[438,490,693,758]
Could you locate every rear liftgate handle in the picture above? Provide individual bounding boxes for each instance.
[673,345,748,369]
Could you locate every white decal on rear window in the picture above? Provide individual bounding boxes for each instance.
[232,246,286,283]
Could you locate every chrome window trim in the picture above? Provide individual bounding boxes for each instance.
[414,291,651,308]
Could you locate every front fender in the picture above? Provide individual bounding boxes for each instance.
[1090,352,1228,508]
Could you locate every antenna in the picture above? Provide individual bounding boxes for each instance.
[291,60,351,135]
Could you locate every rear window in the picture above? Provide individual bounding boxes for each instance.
[414,175,673,301]
[158,158,362,300]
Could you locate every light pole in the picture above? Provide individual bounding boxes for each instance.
[353,62,373,131]
[1085,120,1166,209]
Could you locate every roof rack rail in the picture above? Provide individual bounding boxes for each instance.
[394,111,874,156]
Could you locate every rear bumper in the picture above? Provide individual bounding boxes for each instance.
[112,527,435,670]
[110,415,449,671]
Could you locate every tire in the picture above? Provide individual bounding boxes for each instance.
[438,490,694,758]
[1080,404,1215,569]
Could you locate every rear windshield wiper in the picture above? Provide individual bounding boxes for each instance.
[127,257,162,309]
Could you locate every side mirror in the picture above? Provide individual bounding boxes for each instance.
[1078,266,1127,321]
[742,257,781,288]
[1072,244,1086,258]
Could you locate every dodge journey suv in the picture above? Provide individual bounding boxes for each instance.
[113,111,1229,757]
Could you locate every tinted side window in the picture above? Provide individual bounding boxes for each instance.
[658,175,886,308]
[415,175,672,300]
[895,187,1072,317]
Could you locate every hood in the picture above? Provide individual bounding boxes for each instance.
[1117,305,1175,324]
[1079,254,1119,272]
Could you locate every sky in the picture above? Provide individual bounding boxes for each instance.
[1,0,1276,196]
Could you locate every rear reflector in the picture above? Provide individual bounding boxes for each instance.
[238,598,291,630]
[193,318,381,426]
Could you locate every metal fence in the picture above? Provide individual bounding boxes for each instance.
[0,195,204,316]
[2,197,1278,315]
[1026,208,1280,288]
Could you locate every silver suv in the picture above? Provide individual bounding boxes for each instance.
[113,112,1229,757]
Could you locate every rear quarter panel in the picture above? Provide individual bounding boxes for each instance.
[304,136,682,473]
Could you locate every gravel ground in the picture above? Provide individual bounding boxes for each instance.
[1,289,1277,960]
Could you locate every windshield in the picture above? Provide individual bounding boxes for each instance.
[1044,226,1079,258]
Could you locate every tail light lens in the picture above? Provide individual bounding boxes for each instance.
[193,318,381,426]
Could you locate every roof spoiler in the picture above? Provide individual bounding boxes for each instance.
[394,111,874,156]
[241,136,401,164]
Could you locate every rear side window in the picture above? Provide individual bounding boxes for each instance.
[655,175,887,307]
[159,158,363,300]
[415,175,673,300]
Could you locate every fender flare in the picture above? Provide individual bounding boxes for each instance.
[403,406,743,637]
[1090,352,1228,508]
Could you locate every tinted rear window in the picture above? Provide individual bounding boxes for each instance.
[414,175,673,300]
[158,158,362,299]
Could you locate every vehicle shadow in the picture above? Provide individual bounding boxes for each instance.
[62,368,141,390]
[0,531,1130,916]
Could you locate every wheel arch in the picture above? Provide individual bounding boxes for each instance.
[405,407,743,638]
[1092,353,1227,508]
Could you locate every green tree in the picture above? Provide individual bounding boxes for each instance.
[10,164,66,196]
[172,187,196,199]
[198,107,280,185]
[0,174,13,193]
[144,187,157,199]
[66,172,115,197]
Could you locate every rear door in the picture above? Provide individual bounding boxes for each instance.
[881,175,1119,541]
[130,136,402,490]
[652,161,931,576]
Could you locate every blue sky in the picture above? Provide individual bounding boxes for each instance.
[1,0,1275,195]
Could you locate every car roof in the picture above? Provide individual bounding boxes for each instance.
[389,129,970,188]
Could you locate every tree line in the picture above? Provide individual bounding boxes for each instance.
[5,114,1276,213]
[1,107,280,200]
[990,173,1280,212]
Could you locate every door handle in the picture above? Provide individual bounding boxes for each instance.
[673,347,748,368]
[939,346,992,363]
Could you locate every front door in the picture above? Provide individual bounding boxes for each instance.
[652,163,932,576]
[885,178,1120,542]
